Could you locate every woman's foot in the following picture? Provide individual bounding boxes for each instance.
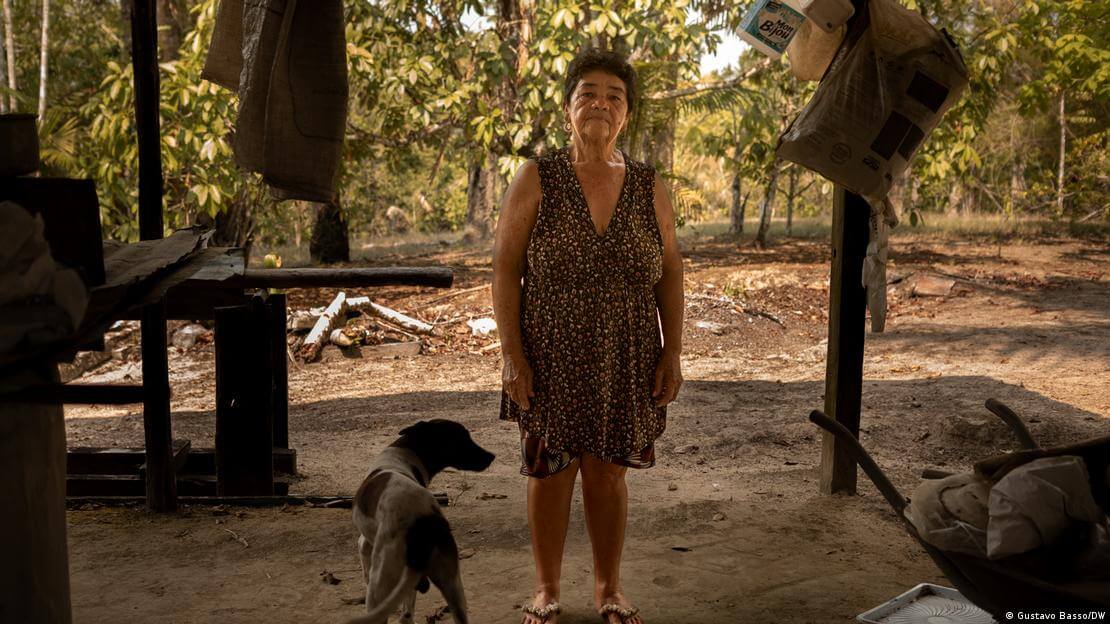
[596,589,643,624]
[522,589,561,624]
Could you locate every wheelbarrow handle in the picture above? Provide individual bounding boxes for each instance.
[808,410,908,514]
[985,399,1038,450]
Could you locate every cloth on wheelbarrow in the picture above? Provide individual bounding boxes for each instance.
[987,456,1105,559]
[904,472,990,556]
[976,433,1110,513]
[906,453,1109,562]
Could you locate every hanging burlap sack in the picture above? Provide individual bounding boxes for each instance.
[776,0,968,206]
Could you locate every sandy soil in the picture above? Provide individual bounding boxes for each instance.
[63,231,1109,623]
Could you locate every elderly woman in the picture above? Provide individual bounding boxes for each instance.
[492,48,685,624]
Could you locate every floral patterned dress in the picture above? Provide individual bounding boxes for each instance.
[499,146,666,477]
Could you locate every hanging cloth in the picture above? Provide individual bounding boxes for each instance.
[203,0,348,202]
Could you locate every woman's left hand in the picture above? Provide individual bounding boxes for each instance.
[652,350,683,407]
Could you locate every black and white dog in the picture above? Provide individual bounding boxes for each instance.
[347,420,495,624]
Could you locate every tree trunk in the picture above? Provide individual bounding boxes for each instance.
[755,163,781,248]
[3,0,16,112]
[459,0,527,245]
[1007,116,1023,217]
[213,194,256,261]
[0,20,7,114]
[729,171,745,236]
[946,183,962,217]
[1056,89,1066,216]
[310,200,350,264]
[785,164,799,236]
[119,0,133,52]
[463,153,499,243]
[292,202,303,248]
[646,63,678,172]
[37,0,48,123]
[156,0,185,61]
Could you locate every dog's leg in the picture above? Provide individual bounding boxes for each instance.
[398,588,417,624]
[358,534,373,585]
[427,550,468,624]
[366,543,411,621]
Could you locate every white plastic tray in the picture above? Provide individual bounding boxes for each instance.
[857,583,996,624]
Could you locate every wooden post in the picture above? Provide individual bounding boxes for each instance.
[0,365,73,623]
[215,299,275,496]
[140,301,176,510]
[131,1,163,240]
[819,187,870,494]
[268,294,289,450]
[130,0,175,511]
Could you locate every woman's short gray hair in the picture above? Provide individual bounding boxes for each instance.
[562,48,637,116]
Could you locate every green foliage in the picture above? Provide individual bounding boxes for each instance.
[69,0,248,240]
[11,0,1106,245]
[907,0,1108,220]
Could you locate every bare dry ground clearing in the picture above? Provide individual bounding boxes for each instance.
[63,229,1109,623]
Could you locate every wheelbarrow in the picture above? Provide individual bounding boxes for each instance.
[808,399,1110,618]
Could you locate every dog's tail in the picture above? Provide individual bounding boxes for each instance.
[344,566,420,624]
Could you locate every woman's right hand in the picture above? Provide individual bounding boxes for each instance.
[502,355,535,411]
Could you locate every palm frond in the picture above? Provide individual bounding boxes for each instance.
[663,172,711,227]
[672,84,761,117]
[38,110,82,174]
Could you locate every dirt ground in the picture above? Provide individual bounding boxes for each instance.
[63,229,1109,623]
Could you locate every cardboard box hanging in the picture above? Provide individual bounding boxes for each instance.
[776,0,969,206]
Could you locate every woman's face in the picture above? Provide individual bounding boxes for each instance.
[565,69,629,146]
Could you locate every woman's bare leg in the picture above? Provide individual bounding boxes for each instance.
[580,453,643,624]
[523,460,579,624]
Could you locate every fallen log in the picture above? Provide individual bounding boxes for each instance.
[347,297,435,335]
[299,292,346,361]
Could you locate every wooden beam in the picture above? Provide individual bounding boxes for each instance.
[268,294,290,449]
[227,267,454,289]
[66,474,292,497]
[819,187,870,495]
[68,440,190,475]
[131,0,175,513]
[182,447,297,476]
[67,445,296,477]
[214,300,275,496]
[0,383,145,405]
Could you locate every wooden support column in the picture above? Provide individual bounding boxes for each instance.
[819,187,870,494]
[140,301,176,510]
[215,298,275,496]
[268,294,289,450]
[131,0,175,511]
[0,365,73,623]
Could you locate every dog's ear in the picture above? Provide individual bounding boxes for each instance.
[399,421,428,437]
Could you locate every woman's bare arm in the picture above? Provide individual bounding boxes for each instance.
[651,172,685,405]
[492,160,542,408]
[653,173,684,357]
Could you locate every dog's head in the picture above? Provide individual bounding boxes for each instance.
[397,419,496,474]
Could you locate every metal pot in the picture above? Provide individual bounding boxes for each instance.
[0,114,40,177]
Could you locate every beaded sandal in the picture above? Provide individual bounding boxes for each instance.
[521,601,561,622]
[598,603,639,623]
